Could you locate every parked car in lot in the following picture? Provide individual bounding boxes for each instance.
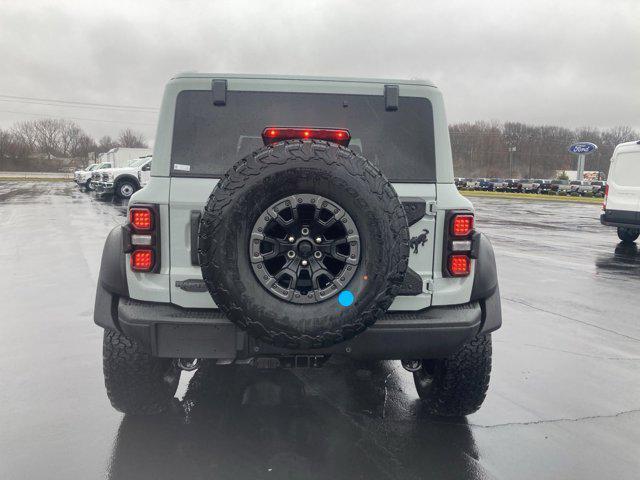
[550,179,570,194]
[454,177,469,188]
[501,178,522,192]
[94,156,152,199]
[538,179,553,194]
[465,178,482,189]
[520,179,541,193]
[601,140,640,243]
[94,73,502,418]
[487,178,505,191]
[590,181,606,197]
[477,178,492,190]
[569,180,589,195]
[74,163,98,189]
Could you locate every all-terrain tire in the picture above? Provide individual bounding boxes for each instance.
[414,334,492,416]
[198,139,410,349]
[617,227,640,244]
[103,330,180,415]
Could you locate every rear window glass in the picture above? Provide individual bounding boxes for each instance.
[171,90,436,182]
[612,151,640,187]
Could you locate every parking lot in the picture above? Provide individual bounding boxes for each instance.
[1,181,639,479]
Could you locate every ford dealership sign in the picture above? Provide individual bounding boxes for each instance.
[568,142,598,155]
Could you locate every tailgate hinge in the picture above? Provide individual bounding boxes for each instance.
[426,201,437,215]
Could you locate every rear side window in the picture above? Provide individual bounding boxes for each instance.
[171,90,436,182]
[612,152,640,187]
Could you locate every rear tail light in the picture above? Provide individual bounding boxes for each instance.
[451,214,474,237]
[126,204,160,273]
[444,212,475,277]
[448,254,470,276]
[129,207,153,231]
[130,249,154,272]
[602,184,609,211]
[262,127,351,146]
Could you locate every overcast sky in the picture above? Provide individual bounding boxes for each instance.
[0,0,638,144]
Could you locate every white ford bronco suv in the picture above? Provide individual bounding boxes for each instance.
[95,74,501,417]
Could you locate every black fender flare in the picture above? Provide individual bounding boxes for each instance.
[470,233,502,333]
[94,226,129,331]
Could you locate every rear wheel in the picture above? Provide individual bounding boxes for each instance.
[414,334,492,416]
[617,227,640,244]
[103,330,180,415]
[85,179,94,191]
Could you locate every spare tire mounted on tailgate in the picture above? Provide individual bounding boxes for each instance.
[198,139,410,349]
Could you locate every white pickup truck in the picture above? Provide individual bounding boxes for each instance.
[74,163,99,189]
[94,156,152,199]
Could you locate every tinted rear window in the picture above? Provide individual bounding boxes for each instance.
[171,90,436,181]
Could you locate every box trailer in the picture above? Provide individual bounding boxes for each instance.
[105,148,152,168]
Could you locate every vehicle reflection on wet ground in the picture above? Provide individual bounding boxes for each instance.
[1,182,638,479]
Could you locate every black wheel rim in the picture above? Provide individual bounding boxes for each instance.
[250,193,360,304]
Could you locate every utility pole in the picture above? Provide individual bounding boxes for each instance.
[508,146,516,178]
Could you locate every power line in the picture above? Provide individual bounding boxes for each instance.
[0,109,156,127]
[0,97,159,113]
[0,94,159,112]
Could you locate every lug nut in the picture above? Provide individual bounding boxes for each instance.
[314,251,322,259]
[288,236,295,243]
[301,227,310,235]
[287,250,296,259]
[315,237,322,243]
[301,259,309,266]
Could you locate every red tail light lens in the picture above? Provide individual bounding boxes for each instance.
[130,207,153,231]
[262,127,351,146]
[130,249,154,271]
[448,254,470,276]
[602,184,609,210]
[451,214,474,237]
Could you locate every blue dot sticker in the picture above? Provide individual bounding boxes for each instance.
[338,290,354,307]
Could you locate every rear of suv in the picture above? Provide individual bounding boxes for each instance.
[94,74,501,417]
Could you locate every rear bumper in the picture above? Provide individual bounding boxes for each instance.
[601,210,640,229]
[95,285,500,360]
[93,226,502,361]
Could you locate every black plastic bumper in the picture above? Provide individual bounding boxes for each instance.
[94,226,502,360]
[601,210,640,229]
[93,286,500,360]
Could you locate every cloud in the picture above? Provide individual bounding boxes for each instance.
[0,0,638,141]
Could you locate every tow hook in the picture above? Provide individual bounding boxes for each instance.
[401,359,422,372]
[177,358,200,371]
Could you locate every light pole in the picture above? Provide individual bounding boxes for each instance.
[508,146,516,178]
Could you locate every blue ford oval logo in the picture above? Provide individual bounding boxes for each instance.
[568,142,598,155]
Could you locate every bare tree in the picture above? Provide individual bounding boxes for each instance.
[58,120,84,157]
[72,133,97,159]
[98,135,117,153]
[12,121,38,152]
[32,118,63,159]
[117,128,147,148]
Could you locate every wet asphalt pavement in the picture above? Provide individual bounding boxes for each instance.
[1,181,639,479]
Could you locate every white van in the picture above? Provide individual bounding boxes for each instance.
[601,140,640,243]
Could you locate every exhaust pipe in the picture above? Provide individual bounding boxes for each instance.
[177,358,200,371]
[401,359,422,372]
